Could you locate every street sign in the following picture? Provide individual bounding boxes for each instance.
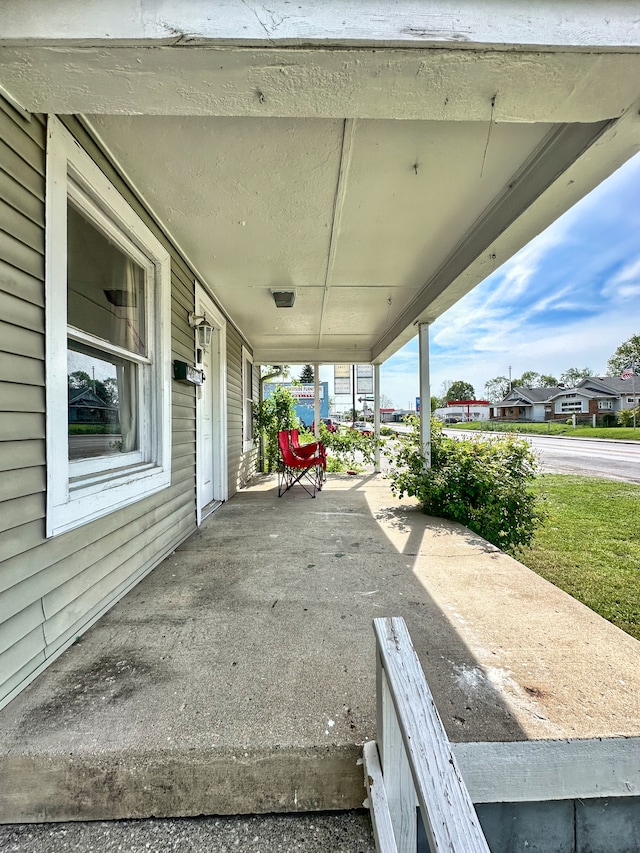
[334,363,351,395]
[356,364,374,395]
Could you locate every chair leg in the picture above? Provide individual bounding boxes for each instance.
[278,461,321,497]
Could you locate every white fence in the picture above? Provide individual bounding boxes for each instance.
[363,617,491,853]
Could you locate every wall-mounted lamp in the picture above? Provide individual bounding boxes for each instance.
[198,324,213,348]
[188,312,214,350]
[271,289,296,308]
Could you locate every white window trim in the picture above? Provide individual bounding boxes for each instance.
[242,345,255,453]
[45,117,172,537]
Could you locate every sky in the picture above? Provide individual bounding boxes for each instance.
[364,150,640,409]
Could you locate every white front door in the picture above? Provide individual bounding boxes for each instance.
[195,284,227,522]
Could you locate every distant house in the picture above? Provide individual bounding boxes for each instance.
[492,387,563,422]
[493,377,639,422]
[68,388,118,425]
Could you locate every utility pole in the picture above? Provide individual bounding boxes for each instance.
[508,365,512,392]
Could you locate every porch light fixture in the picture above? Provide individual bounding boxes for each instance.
[188,311,213,349]
[271,289,296,308]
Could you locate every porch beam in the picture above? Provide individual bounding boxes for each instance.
[0,45,639,124]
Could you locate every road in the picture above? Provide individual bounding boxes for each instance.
[444,430,640,484]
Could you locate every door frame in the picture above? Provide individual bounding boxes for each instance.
[195,281,228,525]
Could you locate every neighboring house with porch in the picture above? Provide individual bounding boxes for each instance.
[494,377,639,422]
[1,0,640,736]
[493,386,564,421]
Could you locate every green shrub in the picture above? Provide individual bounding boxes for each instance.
[617,407,640,427]
[385,416,545,553]
[253,386,298,473]
[317,423,384,471]
[68,424,120,435]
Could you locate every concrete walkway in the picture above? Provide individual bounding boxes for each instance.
[1,473,639,823]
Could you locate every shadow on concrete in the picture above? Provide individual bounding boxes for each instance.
[2,471,638,821]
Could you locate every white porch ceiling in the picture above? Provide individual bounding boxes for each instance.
[84,114,555,362]
[2,2,640,364]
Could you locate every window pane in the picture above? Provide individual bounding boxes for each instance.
[68,344,138,461]
[67,202,146,355]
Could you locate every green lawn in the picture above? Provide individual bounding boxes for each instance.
[519,475,640,640]
[448,421,640,440]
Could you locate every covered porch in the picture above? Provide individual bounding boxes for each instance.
[1,471,638,832]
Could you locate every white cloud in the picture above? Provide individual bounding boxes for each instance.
[602,257,640,300]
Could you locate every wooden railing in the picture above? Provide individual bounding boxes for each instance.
[363,617,491,853]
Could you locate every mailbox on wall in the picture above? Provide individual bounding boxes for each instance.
[173,360,204,385]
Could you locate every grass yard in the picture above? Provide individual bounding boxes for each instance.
[448,421,640,439]
[519,475,640,640]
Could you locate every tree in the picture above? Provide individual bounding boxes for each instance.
[539,374,559,387]
[440,380,455,399]
[430,395,440,412]
[560,367,594,387]
[380,393,394,408]
[260,365,289,382]
[68,369,92,391]
[519,371,540,388]
[607,333,640,376]
[253,385,298,473]
[67,370,118,406]
[445,380,475,402]
[299,364,314,383]
[484,376,510,403]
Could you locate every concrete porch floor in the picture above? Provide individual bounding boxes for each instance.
[1,472,639,823]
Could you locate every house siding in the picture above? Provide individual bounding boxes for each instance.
[226,328,258,497]
[0,105,255,709]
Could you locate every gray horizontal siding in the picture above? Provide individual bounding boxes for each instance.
[0,104,198,709]
[227,327,243,497]
[0,102,255,710]
[0,258,45,308]
[0,439,45,471]
[0,287,44,332]
[0,382,44,413]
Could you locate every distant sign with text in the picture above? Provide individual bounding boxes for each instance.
[356,364,374,395]
[334,363,351,395]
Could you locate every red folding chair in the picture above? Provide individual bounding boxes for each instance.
[277,430,324,498]
[290,429,327,476]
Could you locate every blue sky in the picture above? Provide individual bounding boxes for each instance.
[376,151,640,408]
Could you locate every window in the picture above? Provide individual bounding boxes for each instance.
[598,400,613,409]
[559,400,583,413]
[46,118,171,536]
[242,346,254,452]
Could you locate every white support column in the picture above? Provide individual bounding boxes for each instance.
[314,364,321,438]
[419,323,431,469]
[374,363,381,473]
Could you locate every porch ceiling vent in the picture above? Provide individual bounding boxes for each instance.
[271,289,296,308]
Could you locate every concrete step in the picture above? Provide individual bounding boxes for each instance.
[0,811,377,852]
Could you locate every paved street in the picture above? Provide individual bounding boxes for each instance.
[445,430,640,484]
